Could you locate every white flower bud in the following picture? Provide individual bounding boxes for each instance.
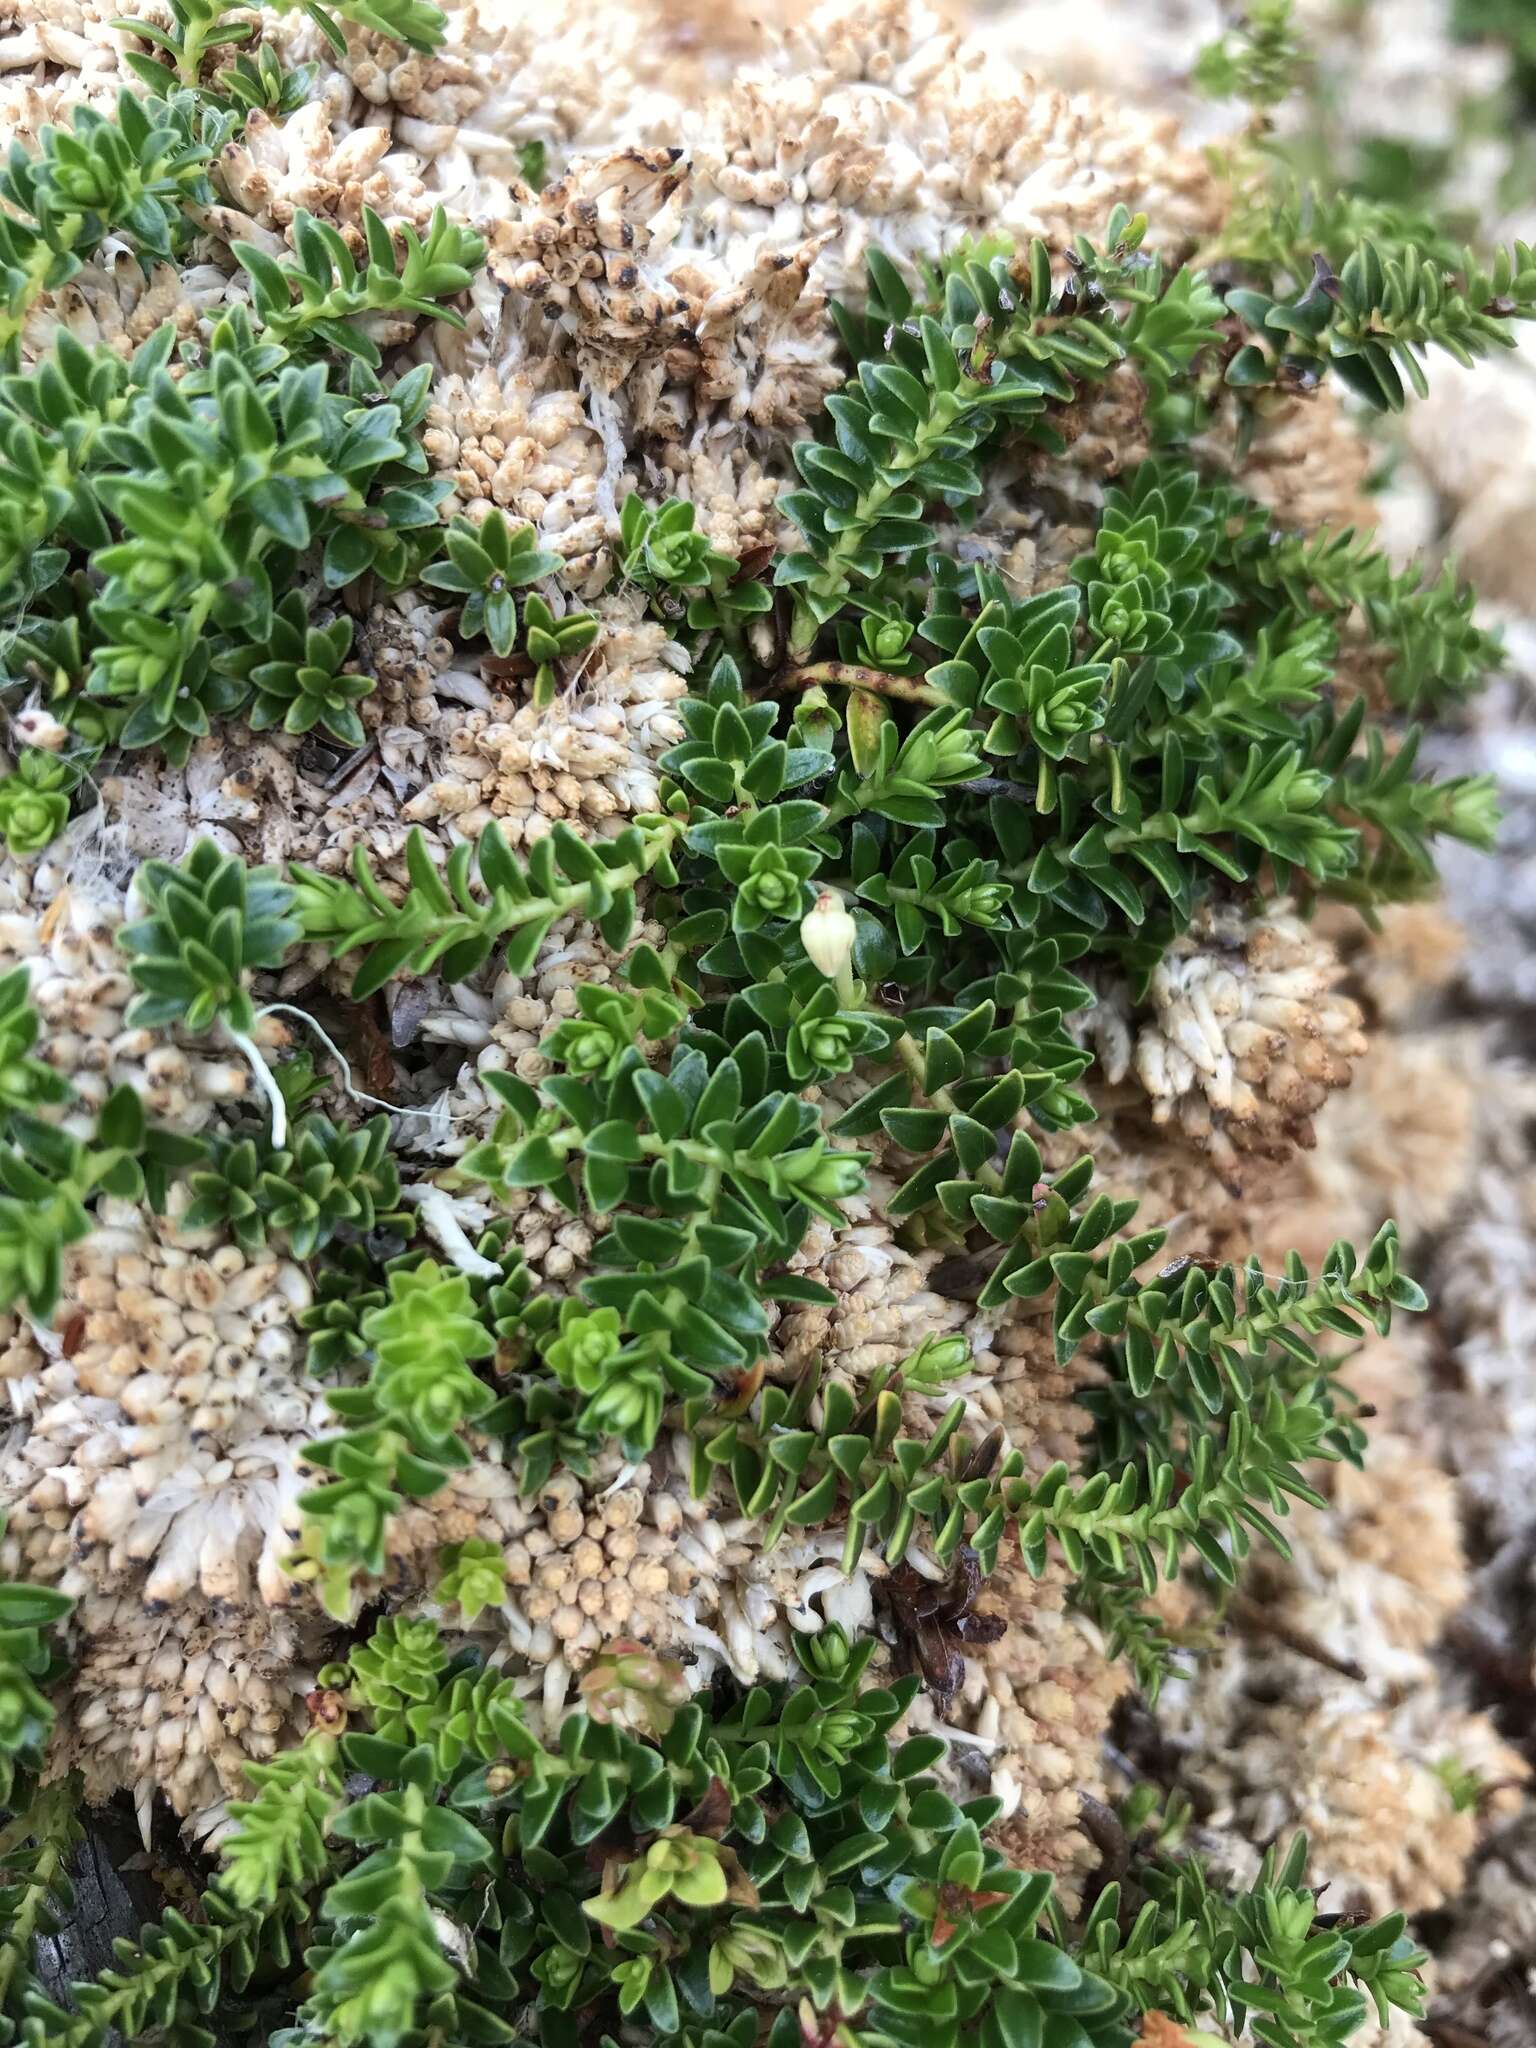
[800,892,858,980]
